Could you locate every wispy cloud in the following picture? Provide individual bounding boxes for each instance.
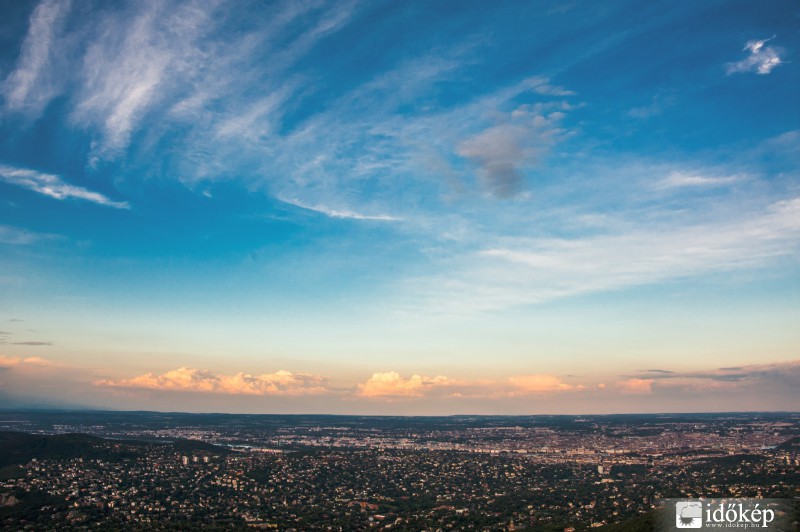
[656,171,742,189]
[74,2,218,158]
[96,367,330,395]
[4,1,579,217]
[0,164,129,208]
[281,197,402,221]
[726,37,784,75]
[2,0,72,113]
[626,361,800,394]
[409,196,800,312]
[263,69,577,211]
[0,225,53,245]
[10,341,52,346]
[527,76,575,97]
[627,93,675,119]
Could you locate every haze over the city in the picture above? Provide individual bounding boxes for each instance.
[0,0,798,414]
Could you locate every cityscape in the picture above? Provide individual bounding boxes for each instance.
[1,0,799,530]
[1,411,798,530]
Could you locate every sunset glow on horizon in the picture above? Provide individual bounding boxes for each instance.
[0,0,798,415]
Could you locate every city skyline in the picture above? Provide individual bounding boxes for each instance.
[0,0,798,414]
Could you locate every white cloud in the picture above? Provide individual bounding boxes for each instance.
[0,225,49,245]
[254,66,578,213]
[656,171,742,189]
[627,93,675,119]
[96,366,330,396]
[407,196,800,312]
[0,164,129,208]
[2,0,72,113]
[726,37,784,75]
[74,2,216,157]
[526,76,575,96]
[5,2,577,217]
[281,197,402,221]
[214,89,293,141]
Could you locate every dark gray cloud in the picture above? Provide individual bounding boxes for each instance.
[12,341,52,346]
[627,362,800,385]
[457,125,527,198]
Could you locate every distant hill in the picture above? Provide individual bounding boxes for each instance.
[0,431,228,467]
[172,437,231,454]
[776,436,800,450]
[0,431,125,467]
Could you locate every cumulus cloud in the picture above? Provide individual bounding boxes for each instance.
[0,355,52,368]
[457,104,568,198]
[726,37,784,75]
[96,367,329,395]
[357,371,453,397]
[457,123,529,198]
[0,164,129,208]
[507,374,578,394]
[617,378,654,395]
[0,355,21,368]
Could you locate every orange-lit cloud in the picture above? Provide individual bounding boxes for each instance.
[617,378,654,394]
[0,355,52,367]
[357,371,453,397]
[96,367,329,396]
[507,374,578,394]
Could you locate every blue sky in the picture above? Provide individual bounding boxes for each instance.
[0,0,798,414]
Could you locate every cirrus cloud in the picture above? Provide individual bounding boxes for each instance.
[0,164,129,209]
